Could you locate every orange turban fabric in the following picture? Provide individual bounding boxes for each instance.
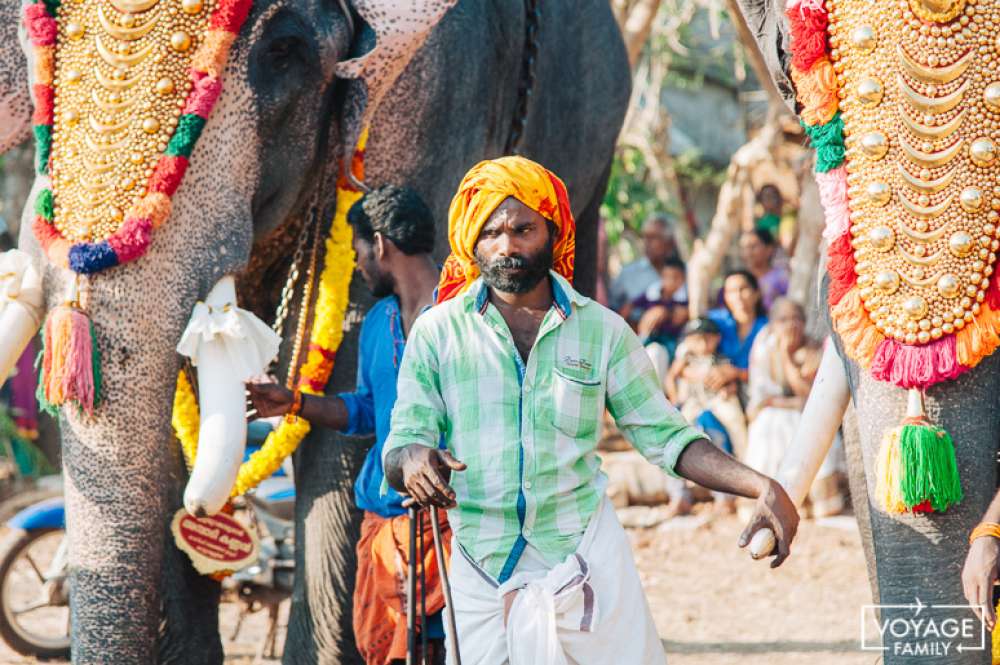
[436,156,576,304]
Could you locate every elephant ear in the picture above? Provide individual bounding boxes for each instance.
[2,1,31,154]
[730,0,795,112]
[335,0,458,174]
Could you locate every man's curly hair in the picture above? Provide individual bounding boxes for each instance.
[347,185,436,256]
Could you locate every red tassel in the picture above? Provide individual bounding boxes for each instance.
[827,233,857,306]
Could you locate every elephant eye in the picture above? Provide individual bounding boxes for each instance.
[264,35,307,71]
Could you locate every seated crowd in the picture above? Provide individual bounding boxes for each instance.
[607,196,845,519]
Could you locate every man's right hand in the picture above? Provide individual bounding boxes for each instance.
[396,445,467,509]
[246,382,294,418]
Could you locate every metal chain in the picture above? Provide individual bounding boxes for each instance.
[271,223,310,339]
[505,0,541,156]
[284,204,324,390]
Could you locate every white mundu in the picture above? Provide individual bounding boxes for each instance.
[445,498,666,665]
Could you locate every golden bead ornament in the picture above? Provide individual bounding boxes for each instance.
[868,181,893,205]
[49,0,217,243]
[836,0,1000,345]
[971,138,997,167]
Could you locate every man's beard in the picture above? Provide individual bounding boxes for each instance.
[475,240,554,294]
[364,266,394,298]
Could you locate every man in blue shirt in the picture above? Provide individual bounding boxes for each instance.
[247,185,446,664]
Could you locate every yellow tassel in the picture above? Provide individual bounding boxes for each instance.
[875,427,907,514]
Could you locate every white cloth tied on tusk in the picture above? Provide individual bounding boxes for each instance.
[501,552,599,665]
[0,249,44,327]
[176,301,281,382]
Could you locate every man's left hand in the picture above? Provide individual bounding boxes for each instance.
[738,480,799,568]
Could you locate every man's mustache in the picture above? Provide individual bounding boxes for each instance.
[484,255,530,270]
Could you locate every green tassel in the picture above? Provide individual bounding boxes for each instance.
[34,188,53,221]
[803,113,845,173]
[898,424,963,512]
[165,115,207,158]
[34,333,58,418]
[90,322,103,411]
[33,125,51,176]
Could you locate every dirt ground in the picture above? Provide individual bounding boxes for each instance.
[0,503,876,665]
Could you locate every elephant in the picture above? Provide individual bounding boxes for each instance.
[0,0,631,662]
[733,1,1000,662]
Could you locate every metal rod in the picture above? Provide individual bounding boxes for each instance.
[406,505,418,665]
[431,506,461,665]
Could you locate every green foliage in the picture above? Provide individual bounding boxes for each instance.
[601,147,674,248]
[674,149,727,188]
[0,403,54,478]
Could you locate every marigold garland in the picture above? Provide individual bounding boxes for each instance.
[172,141,364,495]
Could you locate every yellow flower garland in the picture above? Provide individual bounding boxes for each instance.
[172,170,362,496]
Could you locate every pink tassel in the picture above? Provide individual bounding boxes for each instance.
[816,167,849,242]
[40,305,100,415]
[870,337,969,390]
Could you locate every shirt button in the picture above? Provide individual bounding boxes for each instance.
[523,480,533,490]
[524,527,533,537]
[524,384,532,393]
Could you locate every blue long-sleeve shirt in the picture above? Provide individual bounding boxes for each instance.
[338,296,412,518]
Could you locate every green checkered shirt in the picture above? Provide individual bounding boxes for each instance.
[384,272,706,581]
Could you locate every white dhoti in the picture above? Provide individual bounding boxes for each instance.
[446,498,666,665]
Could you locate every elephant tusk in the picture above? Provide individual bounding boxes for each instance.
[748,341,851,560]
[0,250,44,385]
[179,275,280,516]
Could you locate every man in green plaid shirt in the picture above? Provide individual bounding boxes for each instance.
[384,157,797,664]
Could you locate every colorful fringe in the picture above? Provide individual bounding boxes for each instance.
[23,0,252,275]
[874,422,962,514]
[36,305,102,416]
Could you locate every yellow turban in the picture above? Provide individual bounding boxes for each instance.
[436,156,576,303]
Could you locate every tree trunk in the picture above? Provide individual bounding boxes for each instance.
[787,160,826,333]
[686,117,783,316]
[619,0,664,68]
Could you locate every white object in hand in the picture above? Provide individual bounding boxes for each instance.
[748,342,850,560]
[178,275,281,517]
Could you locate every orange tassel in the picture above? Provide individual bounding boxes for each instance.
[38,303,101,416]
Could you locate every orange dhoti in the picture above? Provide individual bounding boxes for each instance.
[353,509,452,665]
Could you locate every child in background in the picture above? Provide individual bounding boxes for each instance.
[663,317,741,517]
[623,258,689,382]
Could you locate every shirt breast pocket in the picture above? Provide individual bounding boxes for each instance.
[551,369,603,440]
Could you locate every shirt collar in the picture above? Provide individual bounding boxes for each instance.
[464,271,588,318]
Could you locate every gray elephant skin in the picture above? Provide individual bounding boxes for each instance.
[0,0,631,662]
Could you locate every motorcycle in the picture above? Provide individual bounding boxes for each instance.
[0,421,294,661]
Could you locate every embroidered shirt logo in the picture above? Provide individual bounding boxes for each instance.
[561,355,593,372]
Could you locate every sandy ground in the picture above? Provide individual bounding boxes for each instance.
[0,503,876,665]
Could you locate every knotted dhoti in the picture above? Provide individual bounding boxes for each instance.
[446,498,665,664]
